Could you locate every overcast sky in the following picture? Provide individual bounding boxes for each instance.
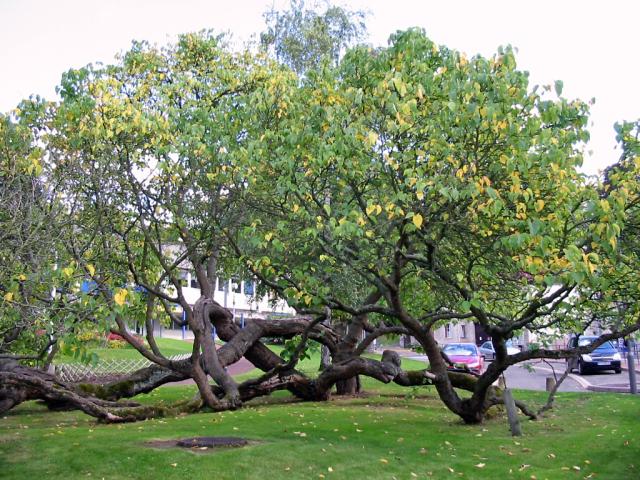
[1,0,638,174]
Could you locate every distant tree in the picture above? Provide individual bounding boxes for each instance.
[261,0,367,75]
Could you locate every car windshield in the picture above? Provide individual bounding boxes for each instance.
[443,344,477,356]
[577,338,617,351]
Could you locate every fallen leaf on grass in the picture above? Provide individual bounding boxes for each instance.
[379,459,389,464]
[475,463,486,468]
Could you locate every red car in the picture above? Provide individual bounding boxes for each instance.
[442,343,484,374]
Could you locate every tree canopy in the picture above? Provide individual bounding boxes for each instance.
[1,18,639,425]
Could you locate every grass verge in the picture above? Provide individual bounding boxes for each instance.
[0,382,637,479]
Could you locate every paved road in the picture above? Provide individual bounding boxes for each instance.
[502,360,635,392]
[404,354,635,392]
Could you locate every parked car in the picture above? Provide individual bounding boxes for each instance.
[442,343,484,374]
[568,336,622,374]
[478,340,520,360]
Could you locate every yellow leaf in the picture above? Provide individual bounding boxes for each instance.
[87,264,95,277]
[366,131,379,147]
[535,199,545,212]
[292,204,300,213]
[365,230,374,238]
[475,463,486,468]
[416,191,424,201]
[62,266,74,278]
[114,288,128,306]
[375,205,382,215]
[4,292,14,302]
[18,274,27,281]
[265,232,273,241]
[379,458,388,464]
[413,213,423,229]
[366,205,376,216]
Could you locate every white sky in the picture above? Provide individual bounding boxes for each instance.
[1,0,638,174]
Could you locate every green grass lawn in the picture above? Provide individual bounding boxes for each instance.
[58,338,195,362]
[1,379,638,479]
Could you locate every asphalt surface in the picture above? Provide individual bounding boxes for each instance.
[403,354,637,393]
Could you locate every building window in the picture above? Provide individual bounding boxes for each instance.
[445,323,452,338]
[218,278,227,292]
[190,276,200,289]
[243,280,254,295]
[461,324,467,338]
[231,278,241,293]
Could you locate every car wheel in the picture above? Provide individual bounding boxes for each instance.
[578,360,588,375]
[615,367,622,374]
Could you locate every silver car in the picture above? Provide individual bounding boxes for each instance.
[478,341,520,360]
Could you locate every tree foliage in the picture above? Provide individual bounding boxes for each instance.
[1,22,639,425]
[261,0,367,75]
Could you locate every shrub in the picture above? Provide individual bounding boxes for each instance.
[106,339,127,349]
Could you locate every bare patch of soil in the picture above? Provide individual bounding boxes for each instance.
[145,436,253,452]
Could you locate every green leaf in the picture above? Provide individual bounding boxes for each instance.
[554,80,563,96]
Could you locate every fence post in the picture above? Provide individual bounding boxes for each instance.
[545,376,556,392]
[503,388,522,436]
[628,351,637,395]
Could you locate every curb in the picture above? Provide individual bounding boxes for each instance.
[529,363,592,389]
[587,384,634,393]
[621,364,640,374]
[533,362,637,393]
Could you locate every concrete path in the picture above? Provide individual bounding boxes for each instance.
[162,340,257,387]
